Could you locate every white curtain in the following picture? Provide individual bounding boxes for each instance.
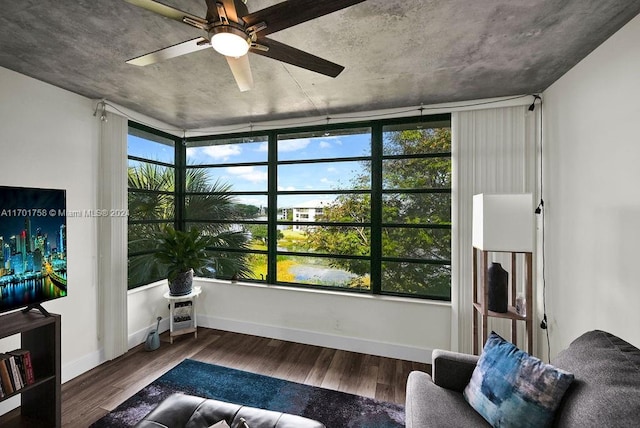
[451,105,536,353]
[98,112,128,360]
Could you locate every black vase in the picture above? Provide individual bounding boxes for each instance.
[487,262,508,313]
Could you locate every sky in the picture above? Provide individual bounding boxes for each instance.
[0,186,66,247]
[128,131,372,208]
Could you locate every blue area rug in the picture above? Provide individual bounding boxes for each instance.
[92,359,404,427]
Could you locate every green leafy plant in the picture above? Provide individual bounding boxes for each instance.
[154,226,216,282]
[127,164,253,287]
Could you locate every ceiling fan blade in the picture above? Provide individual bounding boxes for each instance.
[242,0,366,36]
[226,55,254,92]
[250,38,344,77]
[204,0,219,22]
[124,0,207,28]
[127,37,210,66]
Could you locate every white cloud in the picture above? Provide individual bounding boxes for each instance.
[277,185,296,191]
[278,138,311,152]
[198,145,242,161]
[327,166,338,173]
[320,177,334,184]
[226,166,267,183]
[255,136,344,154]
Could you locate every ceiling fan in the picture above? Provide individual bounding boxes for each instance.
[124,0,366,91]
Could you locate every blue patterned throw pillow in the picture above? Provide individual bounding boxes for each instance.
[463,332,574,427]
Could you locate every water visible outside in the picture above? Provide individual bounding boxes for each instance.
[288,264,356,284]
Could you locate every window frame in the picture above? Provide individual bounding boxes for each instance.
[127,122,182,289]
[128,114,451,299]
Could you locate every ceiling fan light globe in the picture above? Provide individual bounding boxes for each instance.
[210,29,250,58]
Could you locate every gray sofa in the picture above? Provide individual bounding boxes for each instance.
[406,330,640,427]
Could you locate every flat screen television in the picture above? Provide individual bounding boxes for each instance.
[0,185,67,315]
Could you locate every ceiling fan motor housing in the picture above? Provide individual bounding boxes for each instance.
[209,23,251,57]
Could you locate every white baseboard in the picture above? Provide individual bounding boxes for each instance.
[198,314,432,364]
[58,321,170,386]
[61,348,105,383]
[58,321,170,387]
[128,318,170,349]
[57,314,430,395]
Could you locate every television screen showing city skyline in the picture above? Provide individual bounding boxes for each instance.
[0,185,67,313]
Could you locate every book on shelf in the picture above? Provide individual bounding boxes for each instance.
[8,349,35,386]
[7,354,24,389]
[0,350,34,395]
[0,353,15,394]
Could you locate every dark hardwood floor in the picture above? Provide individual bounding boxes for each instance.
[56,327,430,427]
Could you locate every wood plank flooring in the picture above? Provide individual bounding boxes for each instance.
[5,327,431,427]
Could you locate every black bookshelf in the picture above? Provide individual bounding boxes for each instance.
[0,311,61,428]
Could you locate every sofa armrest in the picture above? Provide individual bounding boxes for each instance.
[432,349,479,392]
[405,371,490,428]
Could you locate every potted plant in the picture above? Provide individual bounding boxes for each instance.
[154,226,216,296]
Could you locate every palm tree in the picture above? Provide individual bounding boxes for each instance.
[127,164,251,288]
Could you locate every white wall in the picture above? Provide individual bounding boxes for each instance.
[128,279,169,347]
[0,67,450,402]
[542,14,640,358]
[0,67,101,415]
[129,279,451,363]
[17,18,639,384]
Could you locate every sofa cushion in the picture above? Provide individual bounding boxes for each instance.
[553,330,640,428]
[463,332,574,428]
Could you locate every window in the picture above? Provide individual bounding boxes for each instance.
[379,123,452,298]
[127,124,178,289]
[276,126,373,290]
[185,135,269,281]
[128,115,451,299]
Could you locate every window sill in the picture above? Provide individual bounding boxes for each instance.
[194,277,452,307]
